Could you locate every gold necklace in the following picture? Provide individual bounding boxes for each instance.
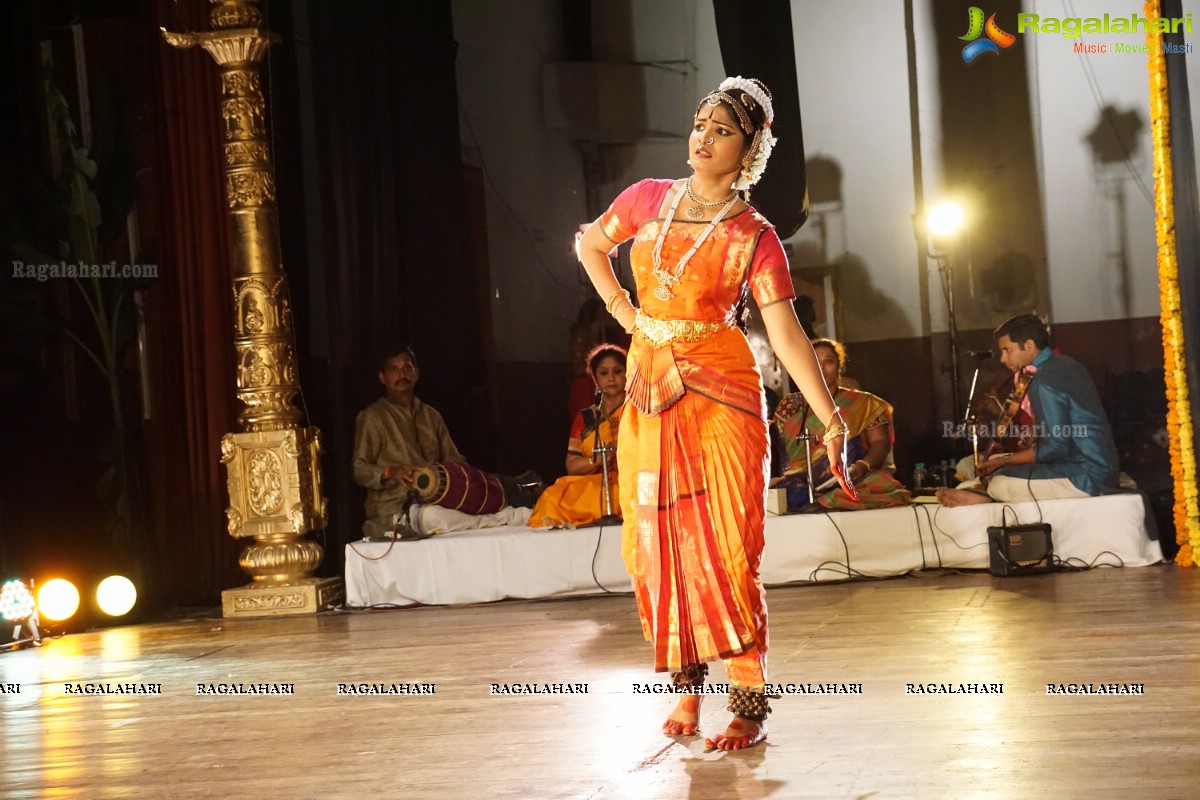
[651,183,739,301]
[684,176,737,220]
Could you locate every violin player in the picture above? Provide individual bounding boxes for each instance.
[937,314,1121,507]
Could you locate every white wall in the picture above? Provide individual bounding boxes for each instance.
[592,0,708,222]
[1026,0,1168,324]
[788,0,926,342]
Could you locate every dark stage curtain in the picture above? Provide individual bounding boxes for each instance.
[711,0,809,238]
[141,0,242,605]
[271,1,487,575]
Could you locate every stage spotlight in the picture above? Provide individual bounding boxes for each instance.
[1,579,37,622]
[96,576,137,617]
[37,579,80,622]
[927,201,966,239]
[2,579,41,650]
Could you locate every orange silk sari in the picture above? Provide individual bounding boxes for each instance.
[600,180,795,681]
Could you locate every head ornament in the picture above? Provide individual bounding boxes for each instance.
[717,76,774,125]
[707,76,778,193]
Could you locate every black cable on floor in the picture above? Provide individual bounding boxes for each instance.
[803,509,872,582]
[591,522,633,595]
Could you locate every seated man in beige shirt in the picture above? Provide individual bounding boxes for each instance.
[353,346,535,538]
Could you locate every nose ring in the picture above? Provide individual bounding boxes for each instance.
[703,136,714,145]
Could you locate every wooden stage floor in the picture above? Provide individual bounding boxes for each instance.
[2,565,1197,800]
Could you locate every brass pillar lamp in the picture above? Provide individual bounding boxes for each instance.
[162,0,343,616]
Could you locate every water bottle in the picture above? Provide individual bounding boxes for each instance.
[912,462,927,490]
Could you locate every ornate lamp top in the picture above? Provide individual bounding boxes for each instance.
[161,0,279,65]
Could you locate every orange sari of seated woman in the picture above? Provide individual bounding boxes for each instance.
[530,409,622,528]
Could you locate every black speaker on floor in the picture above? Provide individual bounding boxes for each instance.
[987,521,1055,576]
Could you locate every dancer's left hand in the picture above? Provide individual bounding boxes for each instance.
[827,435,859,501]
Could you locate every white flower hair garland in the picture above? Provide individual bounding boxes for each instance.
[717,76,777,190]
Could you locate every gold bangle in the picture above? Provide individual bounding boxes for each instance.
[616,304,638,332]
[610,298,634,323]
[822,423,848,446]
[604,288,631,315]
[853,459,871,474]
[613,296,635,315]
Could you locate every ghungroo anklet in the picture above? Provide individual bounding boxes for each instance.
[727,685,772,721]
[670,662,708,692]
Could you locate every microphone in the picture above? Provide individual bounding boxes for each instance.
[969,350,992,359]
[591,388,605,468]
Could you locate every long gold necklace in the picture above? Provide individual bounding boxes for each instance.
[684,175,737,220]
[651,182,739,302]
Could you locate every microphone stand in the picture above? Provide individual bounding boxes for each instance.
[793,399,820,511]
[591,393,621,526]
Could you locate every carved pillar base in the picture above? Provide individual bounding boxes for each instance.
[221,576,343,617]
[221,427,326,538]
[220,426,341,617]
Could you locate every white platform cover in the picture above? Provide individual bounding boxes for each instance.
[344,494,1164,607]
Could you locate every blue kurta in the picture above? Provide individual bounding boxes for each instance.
[996,348,1121,496]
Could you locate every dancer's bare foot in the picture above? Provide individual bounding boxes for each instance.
[705,716,766,750]
[662,694,703,736]
[936,487,992,507]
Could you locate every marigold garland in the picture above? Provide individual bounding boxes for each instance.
[1145,0,1200,566]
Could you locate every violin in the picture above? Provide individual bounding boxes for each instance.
[974,367,1036,485]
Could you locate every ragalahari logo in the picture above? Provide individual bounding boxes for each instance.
[960,7,1017,62]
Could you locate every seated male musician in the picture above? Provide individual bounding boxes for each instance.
[353,345,537,538]
[937,314,1121,507]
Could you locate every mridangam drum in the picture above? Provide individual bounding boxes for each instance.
[412,462,506,515]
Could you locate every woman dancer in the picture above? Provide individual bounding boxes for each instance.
[575,77,852,750]
[530,344,627,528]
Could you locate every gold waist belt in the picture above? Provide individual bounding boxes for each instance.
[634,311,733,348]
